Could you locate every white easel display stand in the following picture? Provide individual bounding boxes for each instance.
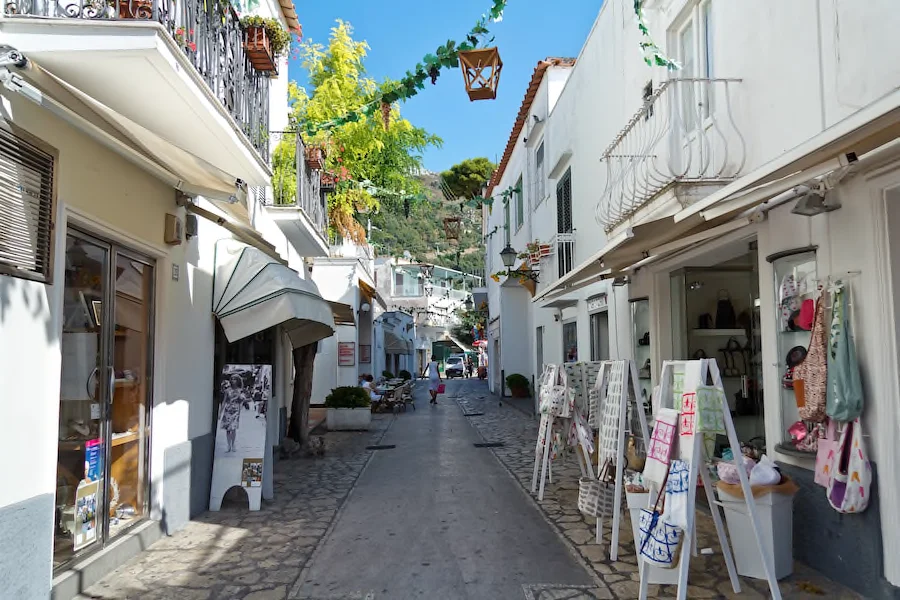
[638,359,781,600]
[592,360,651,560]
[532,365,589,500]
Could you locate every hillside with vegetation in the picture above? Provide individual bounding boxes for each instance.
[368,170,488,275]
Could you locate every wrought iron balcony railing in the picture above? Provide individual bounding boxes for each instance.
[271,132,328,238]
[555,232,575,279]
[597,78,745,230]
[7,0,270,163]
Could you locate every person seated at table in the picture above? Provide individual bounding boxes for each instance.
[362,374,383,404]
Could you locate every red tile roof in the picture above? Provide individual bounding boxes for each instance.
[486,57,576,198]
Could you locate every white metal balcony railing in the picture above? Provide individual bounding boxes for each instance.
[7,0,271,162]
[555,232,575,279]
[597,78,745,231]
[271,132,328,238]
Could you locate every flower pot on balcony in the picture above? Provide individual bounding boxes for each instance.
[320,171,336,191]
[305,145,325,170]
[539,244,552,257]
[529,251,542,263]
[244,26,277,73]
[116,0,153,19]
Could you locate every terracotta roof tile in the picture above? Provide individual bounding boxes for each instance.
[486,57,576,198]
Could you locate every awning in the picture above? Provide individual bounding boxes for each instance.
[384,331,412,353]
[328,301,355,325]
[213,240,335,347]
[2,58,246,204]
[676,85,900,224]
[359,278,387,310]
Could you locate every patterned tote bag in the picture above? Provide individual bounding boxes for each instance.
[826,418,871,514]
[794,297,828,422]
[638,465,684,569]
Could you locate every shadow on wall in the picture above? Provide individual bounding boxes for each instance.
[0,274,57,343]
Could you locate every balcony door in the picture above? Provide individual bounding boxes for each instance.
[54,229,154,568]
[556,168,574,277]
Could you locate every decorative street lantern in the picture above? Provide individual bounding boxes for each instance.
[443,216,462,240]
[499,244,517,268]
[458,47,503,101]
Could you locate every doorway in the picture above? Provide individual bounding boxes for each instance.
[589,311,610,361]
[54,229,155,568]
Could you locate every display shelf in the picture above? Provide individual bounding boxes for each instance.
[774,442,816,460]
[111,431,139,447]
[690,328,747,337]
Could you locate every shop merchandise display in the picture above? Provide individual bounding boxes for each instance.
[715,289,737,329]
[826,418,871,514]
[825,284,863,422]
[793,298,828,421]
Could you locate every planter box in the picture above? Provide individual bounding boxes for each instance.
[305,146,325,170]
[244,26,276,73]
[509,386,529,398]
[326,407,371,431]
[117,0,153,19]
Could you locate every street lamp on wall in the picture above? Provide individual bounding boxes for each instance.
[497,245,539,282]
[464,297,474,311]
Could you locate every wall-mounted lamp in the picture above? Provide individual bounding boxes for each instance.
[612,276,630,287]
[689,281,704,291]
[497,245,539,282]
[360,302,371,312]
[791,183,841,217]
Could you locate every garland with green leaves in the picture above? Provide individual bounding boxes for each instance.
[634,0,680,69]
[303,0,507,137]
[465,182,520,210]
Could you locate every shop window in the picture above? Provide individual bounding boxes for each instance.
[0,126,56,283]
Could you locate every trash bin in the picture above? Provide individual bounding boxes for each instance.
[626,490,680,585]
[716,478,798,580]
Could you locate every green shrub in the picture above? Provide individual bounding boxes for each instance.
[506,373,529,390]
[382,370,395,379]
[324,386,370,409]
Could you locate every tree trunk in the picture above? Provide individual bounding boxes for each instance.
[289,342,317,447]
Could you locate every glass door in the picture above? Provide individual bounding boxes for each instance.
[54,231,154,568]
[55,232,110,566]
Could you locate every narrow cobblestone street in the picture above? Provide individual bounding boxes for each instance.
[80,380,861,600]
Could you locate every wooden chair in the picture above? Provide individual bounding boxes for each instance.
[401,381,415,411]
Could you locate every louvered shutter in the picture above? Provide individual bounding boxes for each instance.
[0,128,56,283]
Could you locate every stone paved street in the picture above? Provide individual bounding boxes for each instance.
[78,379,862,600]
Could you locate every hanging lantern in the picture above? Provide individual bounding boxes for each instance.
[458,47,503,101]
[443,216,462,240]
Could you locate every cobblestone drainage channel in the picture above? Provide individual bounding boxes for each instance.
[473,442,505,448]
[364,444,396,450]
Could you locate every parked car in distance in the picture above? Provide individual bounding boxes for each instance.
[445,356,466,378]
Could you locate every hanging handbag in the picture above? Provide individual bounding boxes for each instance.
[826,286,863,422]
[578,460,617,518]
[715,289,737,329]
[793,297,828,422]
[643,408,678,486]
[815,419,839,488]
[437,383,446,394]
[826,418,871,513]
[626,435,646,471]
[638,467,684,569]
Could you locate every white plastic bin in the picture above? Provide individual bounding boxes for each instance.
[626,491,680,585]
[717,486,794,580]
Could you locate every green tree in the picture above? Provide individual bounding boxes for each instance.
[451,307,486,347]
[440,157,495,200]
[274,21,441,241]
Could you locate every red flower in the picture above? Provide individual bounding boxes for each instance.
[188,42,197,52]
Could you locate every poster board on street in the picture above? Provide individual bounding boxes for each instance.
[209,364,271,511]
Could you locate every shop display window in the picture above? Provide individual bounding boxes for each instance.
[767,247,818,455]
[630,298,652,413]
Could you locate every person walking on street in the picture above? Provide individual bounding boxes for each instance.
[424,355,442,404]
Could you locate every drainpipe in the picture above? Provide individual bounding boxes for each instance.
[501,368,506,398]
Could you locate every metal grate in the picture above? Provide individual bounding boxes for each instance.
[0,128,55,283]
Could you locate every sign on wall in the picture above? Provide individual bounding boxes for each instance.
[359,344,371,364]
[338,342,356,366]
[209,364,271,511]
[587,293,608,313]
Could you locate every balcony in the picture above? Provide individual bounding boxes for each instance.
[265,133,330,257]
[2,0,272,187]
[597,78,745,232]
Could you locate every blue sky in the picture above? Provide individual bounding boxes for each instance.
[287,1,602,173]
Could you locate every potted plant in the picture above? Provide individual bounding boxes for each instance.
[398,370,412,381]
[305,144,326,170]
[325,386,371,431]
[115,0,153,20]
[382,370,395,379]
[241,16,292,73]
[506,373,530,398]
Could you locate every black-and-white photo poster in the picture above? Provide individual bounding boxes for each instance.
[209,364,271,511]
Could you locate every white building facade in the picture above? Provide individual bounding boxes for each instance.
[493,0,900,595]
[0,2,339,598]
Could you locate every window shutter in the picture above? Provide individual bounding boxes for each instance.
[0,128,56,283]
